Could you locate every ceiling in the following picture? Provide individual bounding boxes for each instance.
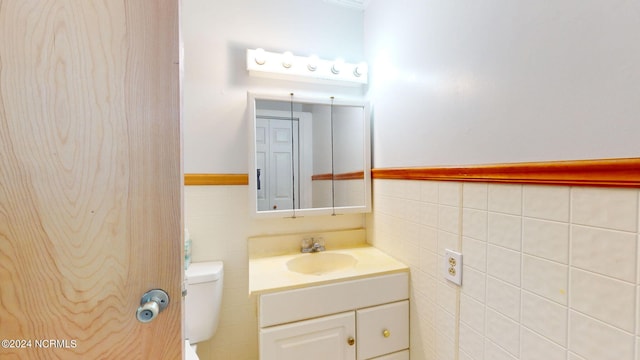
[323,0,370,10]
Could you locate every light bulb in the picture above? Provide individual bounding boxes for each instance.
[282,51,293,68]
[331,58,344,74]
[254,48,266,65]
[307,55,319,71]
[353,62,368,77]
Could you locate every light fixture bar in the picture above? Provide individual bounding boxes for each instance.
[246,48,367,86]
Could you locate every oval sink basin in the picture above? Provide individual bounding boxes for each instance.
[286,252,358,275]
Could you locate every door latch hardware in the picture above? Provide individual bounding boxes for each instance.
[136,289,170,323]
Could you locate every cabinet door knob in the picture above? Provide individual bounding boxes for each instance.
[347,337,355,346]
[383,329,391,338]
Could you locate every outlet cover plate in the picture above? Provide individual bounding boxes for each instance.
[444,249,462,286]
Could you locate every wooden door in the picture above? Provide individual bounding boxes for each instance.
[260,312,356,360]
[0,1,182,359]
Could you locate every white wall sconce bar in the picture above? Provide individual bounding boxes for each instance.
[246,48,368,86]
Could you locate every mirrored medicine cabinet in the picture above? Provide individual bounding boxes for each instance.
[248,92,371,217]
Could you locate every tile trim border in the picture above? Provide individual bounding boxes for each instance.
[372,158,640,188]
[185,158,640,187]
[184,172,364,185]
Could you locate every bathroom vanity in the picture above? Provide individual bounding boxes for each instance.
[249,230,410,360]
[259,273,409,360]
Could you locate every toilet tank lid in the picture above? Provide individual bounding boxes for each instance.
[185,261,223,284]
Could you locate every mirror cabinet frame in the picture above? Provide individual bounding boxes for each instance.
[248,92,372,218]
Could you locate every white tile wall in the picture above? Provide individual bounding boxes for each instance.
[570,268,635,332]
[484,339,517,360]
[459,322,484,359]
[521,291,567,346]
[488,212,522,250]
[369,180,462,360]
[462,266,486,303]
[462,183,488,211]
[488,184,522,215]
[571,225,637,282]
[569,311,634,360]
[520,327,566,360]
[486,276,520,321]
[460,293,485,333]
[463,208,488,241]
[522,185,570,222]
[367,180,640,360]
[521,255,568,305]
[486,308,520,356]
[487,245,521,286]
[571,188,638,232]
[462,236,487,271]
[522,218,569,263]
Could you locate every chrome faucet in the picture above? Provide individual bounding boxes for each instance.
[301,237,325,253]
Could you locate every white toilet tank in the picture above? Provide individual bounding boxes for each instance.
[185,261,224,344]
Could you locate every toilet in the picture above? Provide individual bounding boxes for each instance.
[184,261,224,360]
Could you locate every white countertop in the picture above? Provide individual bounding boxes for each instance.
[249,245,409,295]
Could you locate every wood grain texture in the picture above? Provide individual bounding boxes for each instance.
[184,173,249,185]
[372,158,640,187]
[0,1,181,359]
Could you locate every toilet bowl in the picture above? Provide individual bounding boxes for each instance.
[185,340,199,360]
[184,261,224,360]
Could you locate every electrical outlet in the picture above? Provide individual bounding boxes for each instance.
[444,249,462,286]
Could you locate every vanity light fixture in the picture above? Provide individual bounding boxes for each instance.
[331,59,344,74]
[353,62,368,77]
[254,48,266,65]
[307,55,319,71]
[246,48,367,85]
[282,51,294,68]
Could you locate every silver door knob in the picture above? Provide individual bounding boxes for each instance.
[136,289,170,323]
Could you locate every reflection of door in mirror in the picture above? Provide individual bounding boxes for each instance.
[255,100,312,211]
[255,118,297,211]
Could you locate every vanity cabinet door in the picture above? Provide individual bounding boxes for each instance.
[260,311,356,360]
[369,350,410,360]
[356,301,409,359]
